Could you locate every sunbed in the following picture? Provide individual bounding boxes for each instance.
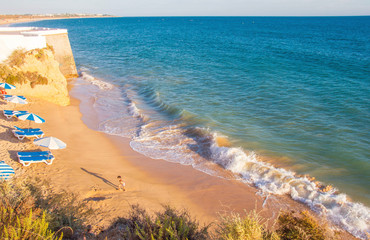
[17,151,54,166]
[13,130,44,140]
[3,110,28,119]
[17,151,51,157]
[13,126,42,133]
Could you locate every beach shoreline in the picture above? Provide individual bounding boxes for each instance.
[0,17,363,238]
[0,79,357,238]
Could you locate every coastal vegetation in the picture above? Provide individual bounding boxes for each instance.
[0,49,49,88]
[0,177,340,240]
[0,177,90,239]
[0,47,70,105]
[215,210,279,240]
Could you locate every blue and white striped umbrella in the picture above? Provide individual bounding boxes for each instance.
[0,82,16,90]
[0,161,15,180]
[17,113,45,124]
[5,95,28,104]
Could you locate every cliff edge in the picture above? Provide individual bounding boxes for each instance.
[0,48,70,106]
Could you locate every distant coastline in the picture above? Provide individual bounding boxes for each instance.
[0,14,117,26]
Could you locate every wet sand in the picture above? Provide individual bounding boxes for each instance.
[0,90,303,224]
[0,86,356,239]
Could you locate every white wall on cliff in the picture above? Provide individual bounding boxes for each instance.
[0,27,67,63]
[0,35,46,62]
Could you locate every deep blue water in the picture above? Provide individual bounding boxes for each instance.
[16,17,370,238]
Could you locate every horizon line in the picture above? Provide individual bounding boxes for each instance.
[1,14,369,18]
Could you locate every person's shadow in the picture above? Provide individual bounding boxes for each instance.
[80,167,118,189]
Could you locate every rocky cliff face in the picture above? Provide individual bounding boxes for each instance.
[8,48,70,106]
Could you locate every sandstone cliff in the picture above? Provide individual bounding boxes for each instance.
[1,48,70,106]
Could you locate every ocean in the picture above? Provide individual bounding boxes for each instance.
[17,17,369,238]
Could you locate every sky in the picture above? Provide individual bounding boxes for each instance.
[0,0,369,16]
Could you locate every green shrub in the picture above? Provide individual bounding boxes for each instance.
[4,71,27,85]
[276,211,332,240]
[0,48,49,87]
[23,178,93,237]
[0,177,36,216]
[34,48,46,60]
[25,71,48,88]
[7,49,26,67]
[215,210,279,240]
[0,178,93,239]
[0,179,62,240]
[36,190,93,234]
[1,71,47,87]
[0,65,12,80]
[102,204,210,240]
[0,207,62,240]
[46,44,55,54]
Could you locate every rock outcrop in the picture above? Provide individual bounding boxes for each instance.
[5,48,70,106]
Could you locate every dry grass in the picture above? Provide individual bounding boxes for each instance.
[0,49,49,87]
[215,210,279,240]
[0,177,93,239]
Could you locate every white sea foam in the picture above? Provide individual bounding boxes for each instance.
[208,135,370,239]
[130,123,197,166]
[128,101,143,119]
[75,72,370,239]
[80,71,114,90]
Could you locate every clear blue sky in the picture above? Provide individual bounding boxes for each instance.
[0,0,369,16]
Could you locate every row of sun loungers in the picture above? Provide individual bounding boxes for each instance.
[17,151,55,167]
[3,110,28,119]
[1,89,60,172]
[2,111,45,140]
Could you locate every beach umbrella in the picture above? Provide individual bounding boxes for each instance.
[5,95,28,109]
[0,83,16,90]
[34,137,67,150]
[17,112,45,127]
[5,95,28,105]
[0,161,15,180]
[33,137,66,163]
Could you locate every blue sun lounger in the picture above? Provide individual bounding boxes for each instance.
[3,110,28,119]
[13,130,44,140]
[13,126,42,133]
[17,151,54,166]
[0,161,15,180]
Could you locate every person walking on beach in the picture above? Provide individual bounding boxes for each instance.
[117,176,126,191]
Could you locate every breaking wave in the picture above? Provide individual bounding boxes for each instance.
[80,71,114,90]
[75,71,370,239]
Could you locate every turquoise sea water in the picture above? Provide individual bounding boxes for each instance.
[17,17,370,238]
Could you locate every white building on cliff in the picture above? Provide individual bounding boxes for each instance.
[0,27,77,77]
